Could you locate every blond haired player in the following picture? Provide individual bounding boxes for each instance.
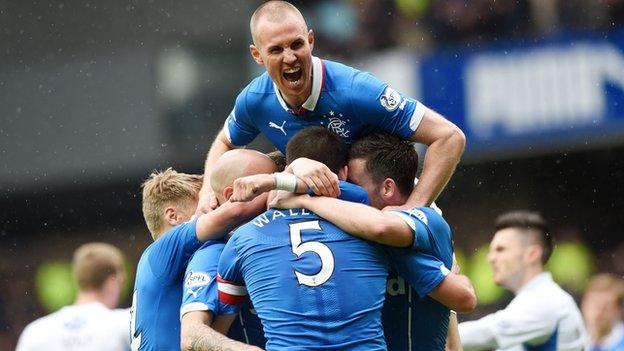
[131,155,273,351]
[16,243,129,351]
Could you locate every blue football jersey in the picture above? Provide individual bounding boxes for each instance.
[130,218,202,351]
[384,207,455,351]
[217,208,390,350]
[225,302,267,348]
[224,56,427,153]
[181,239,239,318]
[181,238,267,348]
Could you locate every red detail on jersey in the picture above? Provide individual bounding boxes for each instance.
[217,276,247,305]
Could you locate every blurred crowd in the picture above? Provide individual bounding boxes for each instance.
[302,0,624,57]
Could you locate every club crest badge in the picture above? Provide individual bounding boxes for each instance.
[380,86,402,112]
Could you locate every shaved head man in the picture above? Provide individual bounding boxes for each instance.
[197,1,465,226]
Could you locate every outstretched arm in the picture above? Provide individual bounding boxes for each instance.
[196,129,237,215]
[195,193,268,242]
[230,173,308,203]
[270,194,414,247]
[229,158,339,203]
[407,109,465,207]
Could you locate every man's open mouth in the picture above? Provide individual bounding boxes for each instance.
[283,67,302,82]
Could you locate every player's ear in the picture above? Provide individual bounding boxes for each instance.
[308,29,315,51]
[250,44,264,65]
[337,165,348,181]
[164,207,177,226]
[381,178,396,199]
[223,186,234,202]
[526,244,543,265]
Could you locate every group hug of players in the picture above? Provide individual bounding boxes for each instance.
[131,1,472,350]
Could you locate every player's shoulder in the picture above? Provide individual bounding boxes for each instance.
[322,58,360,87]
[188,240,226,265]
[155,216,199,245]
[242,71,274,96]
[20,310,57,335]
[196,239,227,254]
[323,57,383,88]
[395,207,446,228]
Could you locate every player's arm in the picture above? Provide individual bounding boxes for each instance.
[349,73,465,208]
[428,273,476,313]
[405,108,465,207]
[197,129,237,215]
[230,172,308,203]
[446,311,463,351]
[269,193,414,247]
[229,158,339,203]
[458,300,558,350]
[181,311,260,351]
[286,157,340,198]
[195,193,268,242]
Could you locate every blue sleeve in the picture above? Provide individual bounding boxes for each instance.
[350,71,425,139]
[337,181,370,204]
[385,247,450,298]
[216,235,247,313]
[181,241,238,318]
[147,217,202,283]
[389,207,453,267]
[307,181,370,204]
[224,87,259,146]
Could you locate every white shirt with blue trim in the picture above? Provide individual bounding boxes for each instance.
[459,272,588,351]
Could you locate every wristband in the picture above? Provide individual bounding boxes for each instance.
[273,173,298,192]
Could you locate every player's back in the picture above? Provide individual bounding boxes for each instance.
[131,218,202,350]
[219,208,389,351]
[16,302,129,351]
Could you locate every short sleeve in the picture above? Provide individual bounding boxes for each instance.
[224,88,259,146]
[385,247,449,298]
[337,181,370,204]
[350,71,427,139]
[181,241,236,318]
[217,238,247,313]
[147,217,202,283]
[388,207,454,270]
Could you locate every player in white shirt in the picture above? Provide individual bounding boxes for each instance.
[16,242,130,351]
[459,211,588,351]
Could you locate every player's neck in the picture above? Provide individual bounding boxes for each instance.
[513,267,544,293]
[74,290,103,306]
[279,83,312,110]
[153,226,171,241]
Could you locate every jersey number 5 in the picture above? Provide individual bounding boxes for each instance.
[289,220,335,287]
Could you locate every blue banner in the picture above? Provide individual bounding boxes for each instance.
[419,30,624,157]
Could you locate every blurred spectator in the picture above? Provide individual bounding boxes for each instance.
[15,243,129,351]
[581,273,624,351]
[459,210,588,350]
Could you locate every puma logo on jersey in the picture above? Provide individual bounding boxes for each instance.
[269,121,287,135]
